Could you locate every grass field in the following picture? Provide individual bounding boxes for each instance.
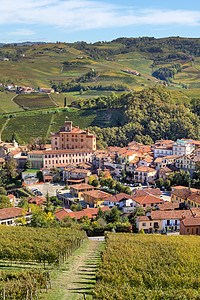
[0,92,23,113]
[14,93,56,109]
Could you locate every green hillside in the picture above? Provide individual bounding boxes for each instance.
[0,37,200,146]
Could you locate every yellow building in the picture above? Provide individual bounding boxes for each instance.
[83,190,110,207]
[70,183,96,199]
[51,121,96,151]
[171,189,191,204]
[186,192,200,208]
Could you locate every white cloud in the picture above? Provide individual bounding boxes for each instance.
[0,0,200,31]
[7,29,35,36]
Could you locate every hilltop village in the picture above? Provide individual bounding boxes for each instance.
[0,118,199,235]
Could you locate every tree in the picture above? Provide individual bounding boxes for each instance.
[5,157,17,178]
[156,178,164,188]
[128,207,145,232]
[25,159,32,170]
[0,195,13,209]
[0,187,7,195]
[106,207,120,223]
[92,179,99,187]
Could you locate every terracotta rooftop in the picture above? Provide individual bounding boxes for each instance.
[83,190,110,199]
[150,209,192,220]
[104,193,133,203]
[133,188,162,197]
[157,202,180,211]
[134,166,156,173]
[181,217,200,227]
[70,183,96,190]
[133,194,163,205]
[55,206,110,221]
[137,215,149,222]
[28,149,94,155]
[171,189,192,200]
[0,207,31,220]
[187,192,200,204]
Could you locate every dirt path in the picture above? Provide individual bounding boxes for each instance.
[0,118,10,136]
[45,239,104,300]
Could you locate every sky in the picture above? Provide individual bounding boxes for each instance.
[0,0,200,43]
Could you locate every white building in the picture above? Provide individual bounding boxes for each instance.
[172,140,195,156]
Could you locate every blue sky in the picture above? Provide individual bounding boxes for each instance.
[0,0,200,43]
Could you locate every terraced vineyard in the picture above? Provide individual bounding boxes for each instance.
[94,233,200,300]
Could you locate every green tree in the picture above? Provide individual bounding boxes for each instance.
[0,187,7,195]
[0,195,13,209]
[106,207,120,223]
[25,159,32,170]
[128,207,145,233]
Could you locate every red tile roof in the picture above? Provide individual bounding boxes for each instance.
[83,190,110,199]
[70,183,96,190]
[0,207,31,220]
[104,193,133,203]
[150,210,192,220]
[181,217,200,226]
[55,206,110,221]
[133,194,163,205]
[134,166,156,173]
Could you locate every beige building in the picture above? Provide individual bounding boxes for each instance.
[28,149,94,169]
[51,121,96,151]
[133,166,157,183]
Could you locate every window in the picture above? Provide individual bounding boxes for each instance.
[142,223,146,226]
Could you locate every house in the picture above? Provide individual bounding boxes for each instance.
[136,209,192,233]
[83,190,110,207]
[186,192,200,208]
[171,189,192,205]
[180,217,200,235]
[27,196,46,207]
[157,202,180,211]
[133,166,157,184]
[0,207,32,225]
[132,188,162,198]
[39,87,55,93]
[158,167,173,180]
[70,183,96,199]
[55,206,110,221]
[132,194,164,210]
[103,193,133,208]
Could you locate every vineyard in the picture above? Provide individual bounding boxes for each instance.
[94,233,200,300]
[0,226,85,266]
[14,93,56,109]
[0,227,85,299]
[0,270,48,300]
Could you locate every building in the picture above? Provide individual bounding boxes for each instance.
[172,140,195,156]
[70,183,96,199]
[55,206,110,222]
[0,207,32,225]
[103,193,133,208]
[137,209,192,233]
[158,167,173,180]
[83,190,110,207]
[51,120,96,151]
[180,213,200,235]
[132,194,164,210]
[28,149,94,169]
[133,166,157,183]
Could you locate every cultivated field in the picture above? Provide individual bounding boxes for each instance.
[14,93,56,109]
[94,233,200,299]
